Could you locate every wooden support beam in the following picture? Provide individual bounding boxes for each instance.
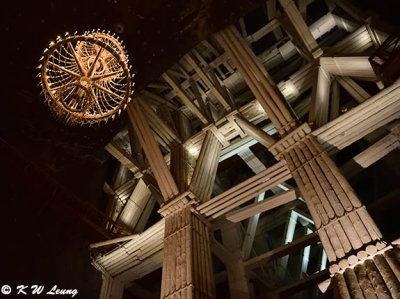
[241,206,261,259]
[313,81,400,154]
[309,57,375,128]
[210,236,234,265]
[309,66,331,127]
[118,179,152,232]
[246,18,281,43]
[234,115,277,148]
[352,130,400,168]
[319,57,376,79]
[332,247,400,299]
[174,109,193,142]
[134,196,156,233]
[336,76,371,104]
[238,16,247,37]
[162,72,208,124]
[266,0,284,40]
[92,219,165,282]
[273,123,391,283]
[225,190,297,223]
[326,25,374,56]
[219,123,276,162]
[105,141,140,175]
[277,26,374,103]
[113,180,136,202]
[236,147,291,258]
[244,233,319,270]
[138,97,182,149]
[279,0,323,59]
[128,126,146,168]
[197,161,292,219]
[185,54,231,111]
[330,79,340,121]
[127,98,179,202]
[220,225,252,299]
[170,145,188,193]
[161,206,215,299]
[190,130,223,203]
[215,25,296,135]
[189,78,212,120]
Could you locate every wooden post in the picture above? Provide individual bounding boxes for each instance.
[160,205,215,299]
[269,123,400,295]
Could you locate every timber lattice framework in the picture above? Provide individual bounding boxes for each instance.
[90,0,400,298]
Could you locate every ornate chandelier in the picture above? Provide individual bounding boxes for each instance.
[38,30,133,125]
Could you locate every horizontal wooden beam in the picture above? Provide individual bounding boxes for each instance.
[313,81,400,154]
[225,190,297,223]
[196,160,292,219]
[244,232,319,271]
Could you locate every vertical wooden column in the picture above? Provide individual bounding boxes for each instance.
[160,205,215,299]
[269,124,400,296]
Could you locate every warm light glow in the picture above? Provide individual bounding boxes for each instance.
[187,146,199,156]
[39,30,133,125]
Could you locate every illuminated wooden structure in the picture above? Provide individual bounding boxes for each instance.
[88,0,400,298]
